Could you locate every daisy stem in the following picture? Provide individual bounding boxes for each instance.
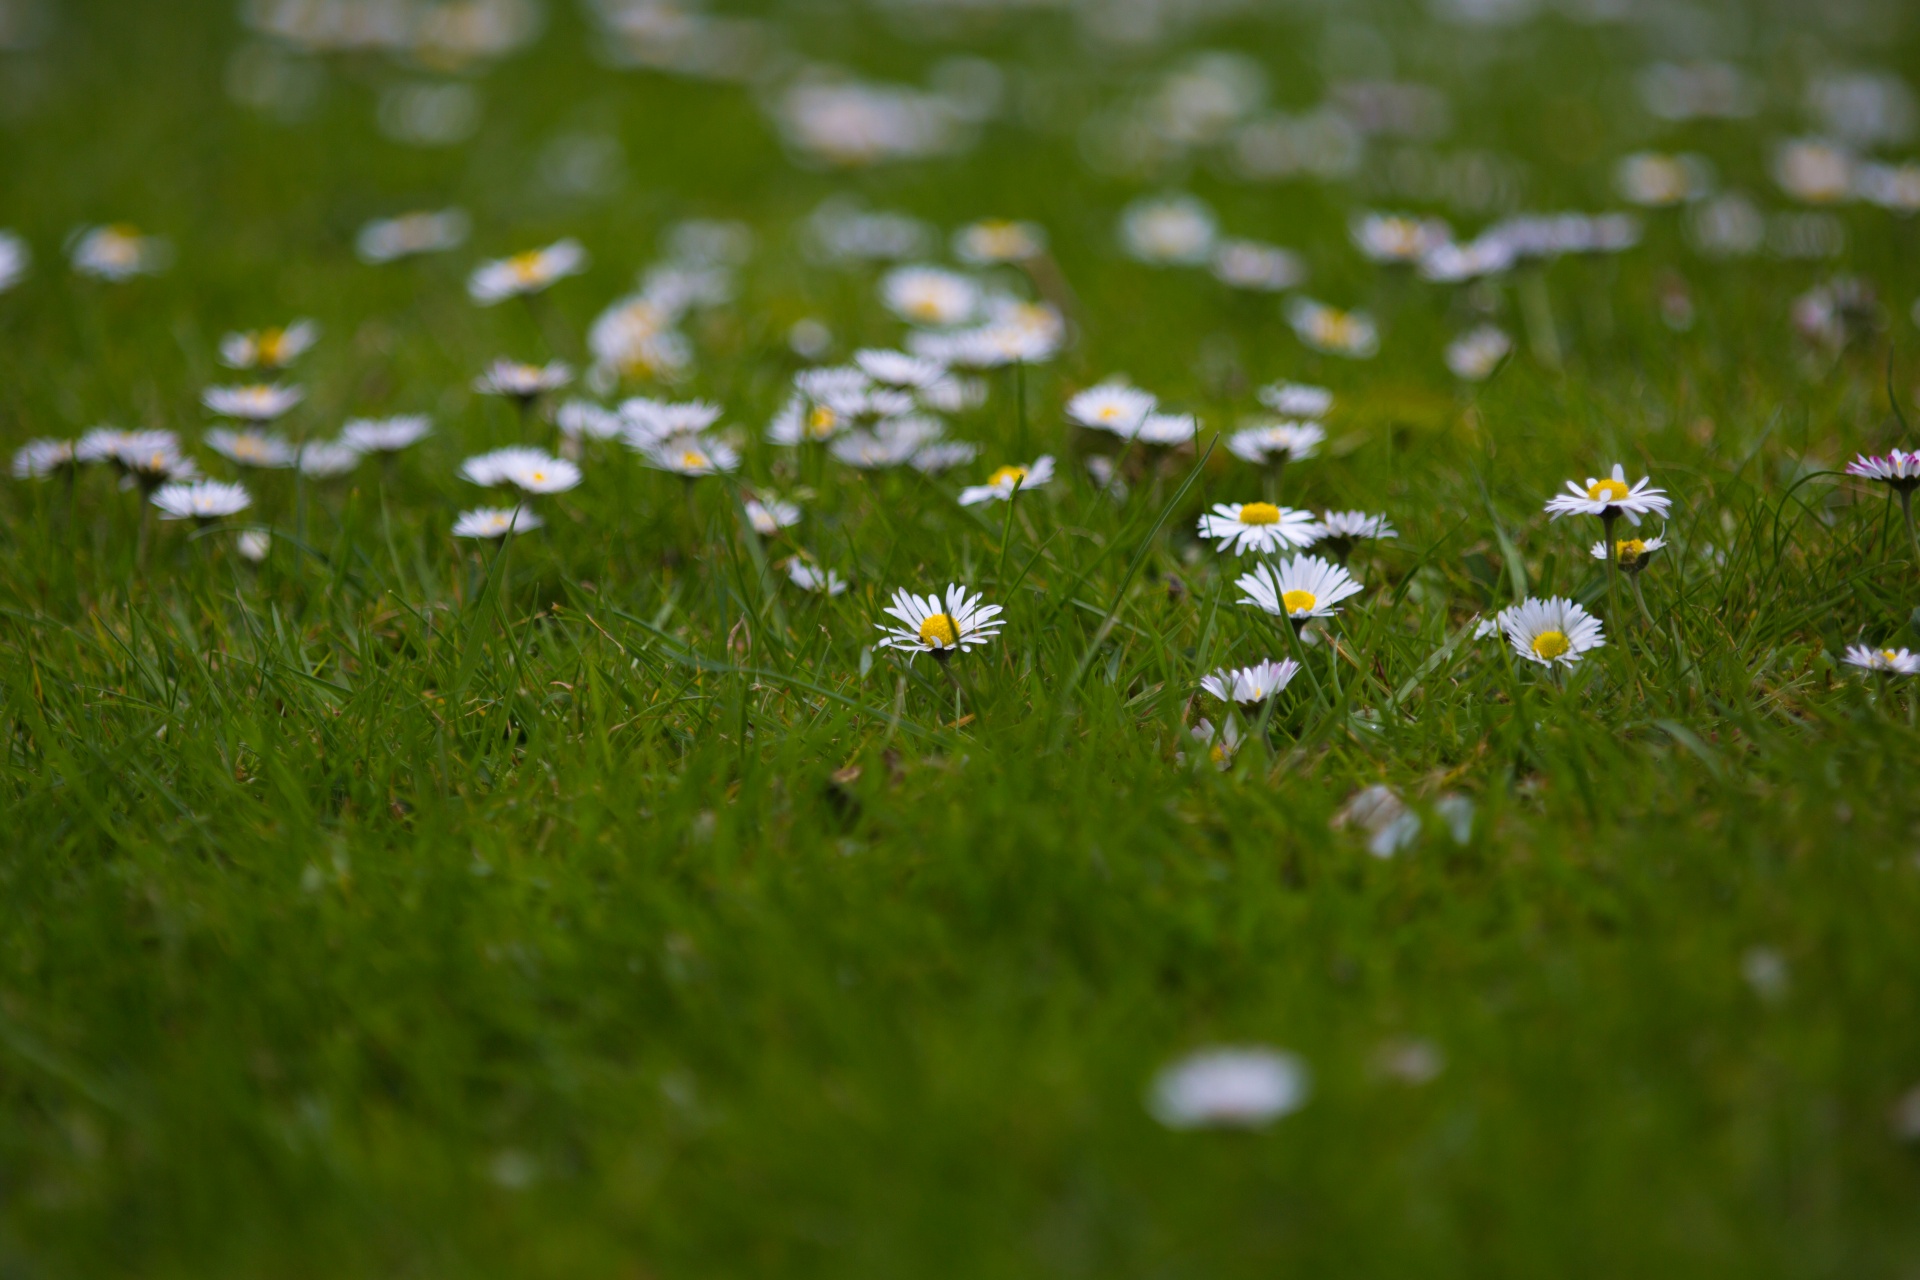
[1281,615,1328,712]
[936,654,966,726]
[1630,572,1656,630]
[995,489,1020,587]
[1013,359,1029,459]
[1264,455,1287,504]
[1901,489,1919,567]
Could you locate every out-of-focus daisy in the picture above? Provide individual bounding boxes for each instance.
[1200,658,1300,704]
[1236,555,1363,623]
[342,414,432,454]
[236,530,272,563]
[912,299,1065,369]
[1148,1046,1308,1129]
[1351,213,1451,264]
[1257,382,1333,418]
[1773,138,1854,205]
[461,446,580,494]
[1227,420,1323,467]
[556,401,621,444]
[474,359,572,405]
[1496,597,1606,668]
[642,433,739,477]
[1445,326,1512,381]
[219,320,318,371]
[881,265,979,327]
[953,219,1045,265]
[620,397,724,449]
[910,440,980,474]
[958,455,1053,506]
[1210,238,1304,292]
[1847,449,1920,492]
[1197,502,1322,555]
[94,430,198,488]
[12,438,76,479]
[767,392,851,446]
[356,209,469,264]
[1844,644,1920,675]
[588,295,692,383]
[0,231,29,293]
[1590,533,1666,573]
[1119,193,1218,266]
[1183,717,1244,771]
[875,584,1004,660]
[1616,152,1712,207]
[468,239,588,305]
[70,224,168,280]
[298,439,362,479]
[1316,511,1397,560]
[1334,784,1423,858]
[918,372,986,414]
[205,427,297,469]
[152,479,251,523]
[1067,382,1157,436]
[743,496,801,535]
[204,383,304,422]
[1137,412,1198,446]
[453,506,543,539]
[1287,298,1378,358]
[1544,463,1671,527]
[787,559,848,596]
[855,348,947,390]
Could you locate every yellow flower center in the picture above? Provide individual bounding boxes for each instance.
[989,465,1028,489]
[257,329,286,364]
[1884,650,1900,662]
[1096,404,1120,420]
[680,451,707,470]
[528,470,547,483]
[907,292,945,321]
[1532,630,1571,660]
[509,250,546,282]
[1209,743,1229,765]
[806,405,838,438]
[1239,502,1282,525]
[1587,478,1631,503]
[1281,590,1317,614]
[1316,312,1356,345]
[918,613,959,648]
[1615,538,1646,562]
[235,438,264,460]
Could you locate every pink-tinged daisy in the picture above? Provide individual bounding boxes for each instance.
[1544,463,1671,527]
[151,479,251,523]
[1197,503,1323,555]
[1236,555,1363,623]
[1200,659,1300,704]
[203,383,303,422]
[1847,450,1920,492]
[1844,644,1920,675]
[1495,597,1606,668]
[219,320,318,370]
[453,507,543,540]
[958,456,1053,506]
[875,584,1004,661]
[468,239,587,305]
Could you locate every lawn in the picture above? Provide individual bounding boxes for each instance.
[3,0,1920,1274]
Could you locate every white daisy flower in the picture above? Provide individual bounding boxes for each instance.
[1544,464,1671,526]
[342,414,433,454]
[1119,194,1218,266]
[1066,382,1157,436]
[744,497,802,535]
[205,428,297,469]
[298,439,362,479]
[0,231,30,293]
[1495,597,1606,668]
[1181,717,1244,770]
[1847,449,1920,492]
[1590,533,1667,573]
[1352,213,1452,264]
[1844,644,1920,675]
[555,401,621,443]
[203,383,303,422]
[1445,325,1512,381]
[219,319,319,370]
[1236,555,1364,622]
[910,440,980,474]
[12,438,76,478]
[1257,382,1333,419]
[151,479,251,522]
[1316,511,1397,558]
[105,432,199,486]
[474,359,572,402]
[767,392,849,446]
[1148,1047,1309,1129]
[1197,503,1323,555]
[1136,412,1199,446]
[356,209,469,264]
[643,433,739,477]
[881,265,980,327]
[958,455,1053,506]
[854,348,947,389]
[588,295,691,383]
[918,373,987,414]
[1616,152,1712,207]
[619,397,723,448]
[1227,421,1323,466]
[1287,298,1379,358]
[913,301,1064,368]
[76,426,162,466]
[453,506,543,539]
[875,584,1004,659]
[236,530,272,563]
[1773,137,1854,205]
[70,224,168,280]
[787,560,848,596]
[462,447,580,494]
[1200,658,1301,704]
[468,239,588,305]
[1210,238,1304,292]
[953,219,1045,265]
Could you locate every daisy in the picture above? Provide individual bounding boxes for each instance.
[1197,503,1323,555]
[0,231,28,292]
[854,348,947,390]
[1236,555,1363,623]
[236,530,272,563]
[1846,449,1920,492]
[643,433,739,477]
[620,397,723,448]
[70,224,168,280]
[474,359,572,405]
[151,479,251,523]
[588,295,692,383]
[1287,298,1378,358]
[453,506,544,539]
[1257,382,1333,418]
[1590,533,1666,573]
[1773,138,1854,205]
[1227,421,1323,466]
[356,209,470,263]
[205,428,297,469]
[1148,1047,1309,1129]
[74,426,155,466]
[219,319,319,370]
[342,414,433,454]
[1544,463,1671,527]
[1210,239,1304,292]
[1316,511,1397,560]
[787,560,848,596]
[555,401,622,444]
[1616,152,1710,207]
[1496,597,1606,668]
[1200,659,1301,704]
[1445,326,1512,381]
[1351,213,1452,264]
[1844,644,1920,675]
[909,440,980,474]
[203,383,304,422]
[1137,413,1198,446]
[881,265,980,327]
[468,239,588,305]
[918,372,987,414]
[460,447,580,494]
[1183,717,1244,771]
[1119,194,1218,266]
[875,584,1004,660]
[12,439,76,479]
[298,440,363,479]
[958,455,1053,506]
[1067,382,1156,436]
[117,437,200,488]
[953,219,1046,265]
[743,497,801,535]
[767,392,850,446]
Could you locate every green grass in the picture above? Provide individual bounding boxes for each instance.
[4,1,1920,1274]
